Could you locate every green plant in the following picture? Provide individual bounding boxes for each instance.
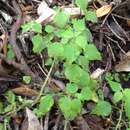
[23,75,32,84]
[21,0,112,122]
[7,44,15,60]
[106,75,130,120]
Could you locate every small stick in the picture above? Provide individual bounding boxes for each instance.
[43,112,50,130]
[32,60,55,105]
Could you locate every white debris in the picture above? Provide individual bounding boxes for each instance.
[90,68,105,79]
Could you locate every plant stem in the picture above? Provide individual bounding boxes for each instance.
[115,103,123,130]
[64,120,68,130]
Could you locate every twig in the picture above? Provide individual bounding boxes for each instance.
[53,115,61,130]
[105,35,126,54]
[112,13,130,21]
[43,112,50,130]
[33,60,55,105]
[107,43,116,62]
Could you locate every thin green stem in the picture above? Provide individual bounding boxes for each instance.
[115,103,124,130]
[64,120,68,130]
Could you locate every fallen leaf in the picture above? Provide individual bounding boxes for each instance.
[11,84,39,97]
[64,7,84,17]
[96,4,112,17]
[36,1,56,23]
[0,33,8,55]
[21,108,42,130]
[115,51,130,72]
[49,78,65,92]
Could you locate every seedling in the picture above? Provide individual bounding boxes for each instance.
[21,0,112,124]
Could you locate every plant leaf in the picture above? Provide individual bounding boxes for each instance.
[59,97,81,120]
[59,97,72,120]
[21,21,42,33]
[92,100,112,116]
[54,11,69,28]
[76,87,93,101]
[123,89,130,120]
[71,98,81,115]
[66,83,78,94]
[75,0,88,11]
[85,10,97,23]
[107,80,122,92]
[76,56,89,70]
[63,44,80,63]
[23,76,32,84]
[32,22,42,33]
[32,34,44,53]
[113,91,123,103]
[45,25,54,33]
[75,34,88,50]
[61,27,73,39]
[73,19,86,32]
[48,43,64,58]
[34,95,54,117]
[7,45,15,60]
[85,44,101,60]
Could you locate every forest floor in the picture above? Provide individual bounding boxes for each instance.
[0,0,130,130]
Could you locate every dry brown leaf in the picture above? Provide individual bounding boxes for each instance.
[49,78,65,92]
[21,108,42,130]
[96,4,112,17]
[115,51,130,72]
[11,84,39,97]
[0,33,8,55]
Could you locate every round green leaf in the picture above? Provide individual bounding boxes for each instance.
[92,101,112,116]
[65,64,83,83]
[32,34,44,53]
[77,87,92,101]
[85,11,97,23]
[54,11,69,28]
[66,83,78,94]
[85,44,101,60]
[107,80,122,92]
[45,25,54,33]
[113,91,123,103]
[123,89,130,120]
[35,95,54,117]
[48,43,64,58]
[75,0,88,11]
[23,76,32,84]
